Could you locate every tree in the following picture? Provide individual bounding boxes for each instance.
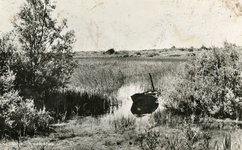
[12,0,76,102]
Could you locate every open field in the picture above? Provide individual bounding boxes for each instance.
[2,48,242,150]
[74,47,197,59]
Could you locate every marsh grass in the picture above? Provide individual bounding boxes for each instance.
[56,58,183,119]
[111,115,136,132]
[151,109,171,127]
[143,109,242,150]
[43,90,114,121]
[136,125,242,150]
[69,58,182,93]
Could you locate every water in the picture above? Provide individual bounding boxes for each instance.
[102,83,164,125]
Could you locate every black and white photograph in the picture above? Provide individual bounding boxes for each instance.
[1,0,242,149]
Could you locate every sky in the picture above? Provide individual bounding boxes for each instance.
[0,0,242,51]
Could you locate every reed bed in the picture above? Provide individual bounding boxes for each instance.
[68,58,183,94]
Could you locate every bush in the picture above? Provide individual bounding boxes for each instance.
[171,46,176,49]
[1,89,54,137]
[136,52,141,55]
[1,97,53,136]
[8,99,54,136]
[106,48,115,55]
[166,45,242,120]
[188,47,194,52]
[0,75,53,138]
[200,45,209,50]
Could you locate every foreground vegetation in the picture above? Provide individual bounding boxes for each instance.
[1,113,242,150]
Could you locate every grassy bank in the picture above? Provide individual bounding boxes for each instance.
[2,114,242,150]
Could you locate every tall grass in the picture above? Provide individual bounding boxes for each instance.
[111,115,136,132]
[136,124,242,150]
[69,58,182,94]
[41,57,183,121]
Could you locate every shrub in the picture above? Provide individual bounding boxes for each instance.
[200,45,209,50]
[8,99,53,136]
[166,45,242,120]
[188,47,194,52]
[0,71,53,137]
[136,52,141,55]
[171,46,176,49]
[106,48,115,55]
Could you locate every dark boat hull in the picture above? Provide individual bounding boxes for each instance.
[130,92,159,117]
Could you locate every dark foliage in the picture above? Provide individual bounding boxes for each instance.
[43,90,115,121]
[106,48,115,55]
[11,0,76,104]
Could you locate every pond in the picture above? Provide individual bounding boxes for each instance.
[108,83,164,118]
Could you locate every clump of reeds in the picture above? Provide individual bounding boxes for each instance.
[110,115,136,132]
